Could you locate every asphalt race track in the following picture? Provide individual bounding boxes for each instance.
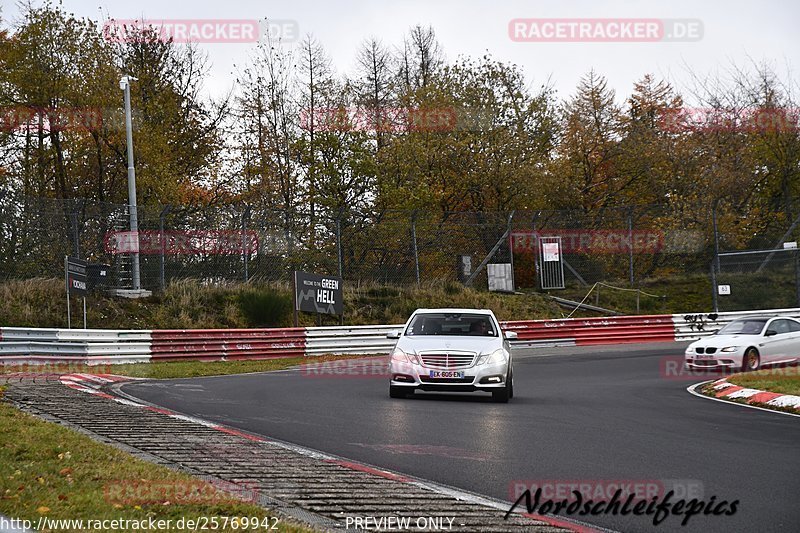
[121,343,800,533]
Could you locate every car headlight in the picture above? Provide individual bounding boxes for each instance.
[721,346,740,352]
[477,349,507,366]
[391,347,408,363]
[391,347,419,364]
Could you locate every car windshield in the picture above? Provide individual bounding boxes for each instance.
[716,319,767,335]
[405,313,497,337]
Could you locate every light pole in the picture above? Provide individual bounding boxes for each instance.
[120,75,141,291]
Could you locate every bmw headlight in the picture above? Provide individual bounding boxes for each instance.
[721,346,740,352]
[477,349,507,366]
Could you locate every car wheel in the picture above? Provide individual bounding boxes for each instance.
[492,377,510,403]
[742,348,760,372]
[389,385,409,398]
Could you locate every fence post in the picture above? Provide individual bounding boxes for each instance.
[628,208,634,286]
[336,215,343,279]
[159,205,171,290]
[70,210,80,258]
[710,261,719,312]
[712,201,720,274]
[795,249,800,308]
[411,211,420,286]
[242,205,251,282]
[508,212,516,291]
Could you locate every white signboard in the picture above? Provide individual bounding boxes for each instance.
[542,242,560,262]
[717,285,731,295]
[783,241,797,249]
[487,263,513,292]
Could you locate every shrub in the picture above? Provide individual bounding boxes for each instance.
[238,288,293,327]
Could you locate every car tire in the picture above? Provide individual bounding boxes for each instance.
[508,368,514,399]
[492,375,511,403]
[389,385,409,398]
[742,348,760,372]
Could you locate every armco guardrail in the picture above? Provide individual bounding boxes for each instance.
[305,325,398,356]
[672,308,800,341]
[3,307,800,365]
[150,328,306,362]
[502,315,677,347]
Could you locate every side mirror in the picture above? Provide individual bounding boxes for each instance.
[765,329,777,337]
[386,330,401,339]
[504,331,518,340]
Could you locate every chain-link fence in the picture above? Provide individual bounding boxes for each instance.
[715,248,800,312]
[2,195,799,312]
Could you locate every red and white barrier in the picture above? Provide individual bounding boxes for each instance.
[503,315,677,347]
[149,328,306,362]
[2,308,799,365]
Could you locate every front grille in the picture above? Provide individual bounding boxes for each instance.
[695,347,705,354]
[694,360,718,366]
[705,347,717,354]
[419,353,475,369]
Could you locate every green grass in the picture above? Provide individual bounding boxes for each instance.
[0,354,375,380]
[727,368,800,396]
[554,274,711,316]
[0,388,311,532]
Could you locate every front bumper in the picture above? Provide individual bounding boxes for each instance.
[389,359,509,391]
[684,347,743,369]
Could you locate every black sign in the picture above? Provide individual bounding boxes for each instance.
[66,257,88,296]
[87,264,111,291]
[294,271,343,316]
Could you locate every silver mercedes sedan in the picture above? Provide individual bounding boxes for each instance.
[387,308,517,402]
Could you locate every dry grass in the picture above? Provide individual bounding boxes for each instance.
[0,278,562,329]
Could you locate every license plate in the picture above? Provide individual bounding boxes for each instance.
[696,354,714,359]
[429,370,465,379]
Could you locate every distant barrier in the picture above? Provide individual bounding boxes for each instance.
[149,328,305,362]
[2,308,799,365]
[503,315,676,347]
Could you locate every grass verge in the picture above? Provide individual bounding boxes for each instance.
[0,354,377,380]
[0,388,311,532]
[698,367,800,414]
[726,368,800,396]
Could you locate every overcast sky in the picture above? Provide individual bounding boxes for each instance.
[4,0,798,103]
